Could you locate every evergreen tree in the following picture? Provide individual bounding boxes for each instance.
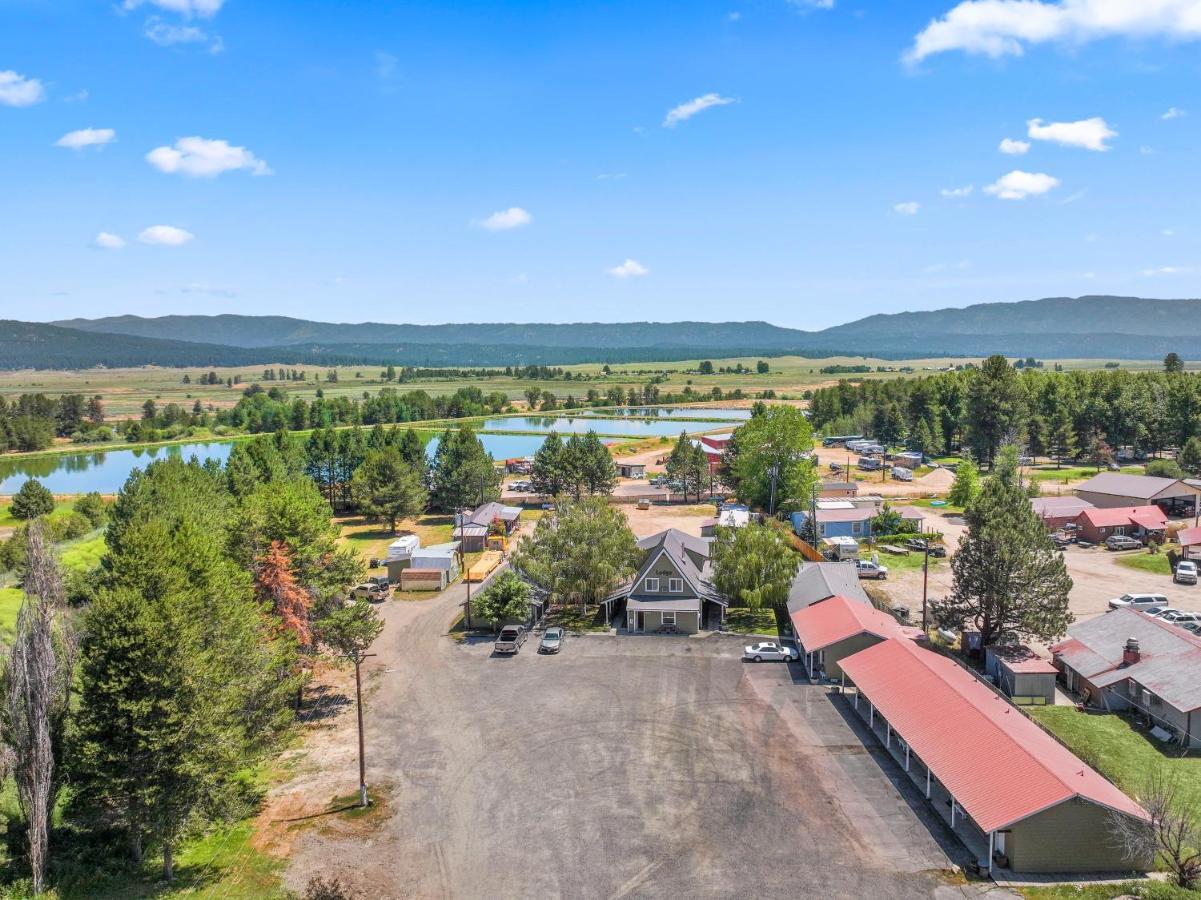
[531,432,567,498]
[351,448,428,532]
[397,427,428,471]
[936,447,1073,648]
[1050,406,1077,468]
[10,480,55,521]
[1179,435,1201,476]
[429,426,500,512]
[965,355,1025,468]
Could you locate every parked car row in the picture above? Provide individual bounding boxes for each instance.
[493,624,566,655]
[1151,607,1201,634]
[508,480,534,492]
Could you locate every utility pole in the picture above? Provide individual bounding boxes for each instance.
[921,542,930,633]
[348,650,377,807]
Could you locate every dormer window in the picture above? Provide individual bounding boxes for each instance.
[644,577,660,592]
[669,578,683,593]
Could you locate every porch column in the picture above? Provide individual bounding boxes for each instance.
[925,767,931,798]
[854,689,859,710]
[950,798,957,828]
[869,703,874,727]
[841,672,846,694]
[988,832,995,876]
[905,744,910,772]
[886,723,891,748]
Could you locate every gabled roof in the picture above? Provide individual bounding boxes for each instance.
[789,595,902,652]
[813,507,874,523]
[1051,608,1201,712]
[1077,505,1166,529]
[1031,496,1095,518]
[462,501,522,526]
[1077,473,1198,500]
[840,638,1148,833]
[629,529,726,606]
[786,562,870,614]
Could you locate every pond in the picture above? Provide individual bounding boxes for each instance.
[0,432,555,496]
[480,415,723,437]
[581,407,752,421]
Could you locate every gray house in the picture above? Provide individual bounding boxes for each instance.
[1052,608,1201,748]
[1074,473,1201,517]
[603,529,727,634]
[785,561,870,615]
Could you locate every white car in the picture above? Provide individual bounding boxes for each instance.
[1175,561,1199,585]
[1108,593,1168,612]
[856,559,889,580]
[1161,611,1201,626]
[743,641,799,663]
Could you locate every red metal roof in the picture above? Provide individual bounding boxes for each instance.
[789,595,903,652]
[839,638,1147,833]
[1176,525,1201,547]
[1077,505,1166,529]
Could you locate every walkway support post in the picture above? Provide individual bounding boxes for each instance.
[925,768,931,798]
[988,832,995,876]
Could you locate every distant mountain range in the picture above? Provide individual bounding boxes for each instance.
[0,295,1196,370]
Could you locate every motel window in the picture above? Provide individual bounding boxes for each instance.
[669,578,683,593]
[662,611,677,625]
[852,521,862,535]
[818,523,827,537]
[645,577,659,592]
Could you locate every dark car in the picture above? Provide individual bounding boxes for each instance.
[905,538,946,558]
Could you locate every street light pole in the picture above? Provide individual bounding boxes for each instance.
[349,650,377,808]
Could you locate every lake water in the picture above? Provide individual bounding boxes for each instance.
[0,432,555,496]
[480,415,723,437]
[582,407,752,421]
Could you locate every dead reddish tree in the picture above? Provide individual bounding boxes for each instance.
[255,540,314,709]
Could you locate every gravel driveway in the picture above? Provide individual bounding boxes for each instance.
[281,585,1010,899]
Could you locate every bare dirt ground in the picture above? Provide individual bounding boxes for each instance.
[266,580,1009,899]
[620,503,713,537]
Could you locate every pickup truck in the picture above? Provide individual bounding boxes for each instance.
[493,625,528,654]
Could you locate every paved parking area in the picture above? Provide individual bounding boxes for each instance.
[284,592,1009,898]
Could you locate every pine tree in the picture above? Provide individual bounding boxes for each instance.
[936,447,1073,648]
[351,448,428,532]
[430,426,500,512]
[531,432,567,498]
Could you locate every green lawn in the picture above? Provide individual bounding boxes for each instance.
[0,587,21,643]
[908,498,965,514]
[1029,707,1201,823]
[0,500,76,531]
[1116,551,1174,577]
[59,530,107,573]
[864,547,946,574]
[1027,465,1143,484]
[544,604,610,632]
[723,606,780,637]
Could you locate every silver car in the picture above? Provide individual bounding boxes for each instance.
[743,641,799,663]
[539,626,564,654]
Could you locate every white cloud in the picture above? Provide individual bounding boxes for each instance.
[1140,145,1156,154]
[908,0,1201,63]
[146,136,272,177]
[1163,228,1175,236]
[984,170,1060,200]
[124,0,225,17]
[475,207,532,231]
[663,93,735,128]
[1143,265,1193,276]
[0,70,45,107]
[56,127,116,150]
[607,259,649,278]
[138,225,194,246]
[999,137,1030,155]
[940,184,974,198]
[143,17,220,50]
[1027,116,1116,151]
[787,0,835,8]
[93,232,126,250]
[727,11,742,22]
[1162,106,1187,119]
[894,201,920,215]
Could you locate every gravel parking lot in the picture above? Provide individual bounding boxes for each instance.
[281,588,1007,898]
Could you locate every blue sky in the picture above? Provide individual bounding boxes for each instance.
[2,0,1201,330]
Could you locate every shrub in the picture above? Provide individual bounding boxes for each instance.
[73,492,108,528]
[49,511,91,542]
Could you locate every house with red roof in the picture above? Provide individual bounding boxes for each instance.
[840,637,1151,874]
[1051,608,1201,748]
[788,594,905,679]
[1073,504,1167,544]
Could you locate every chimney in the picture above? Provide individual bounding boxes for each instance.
[1122,637,1141,667]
